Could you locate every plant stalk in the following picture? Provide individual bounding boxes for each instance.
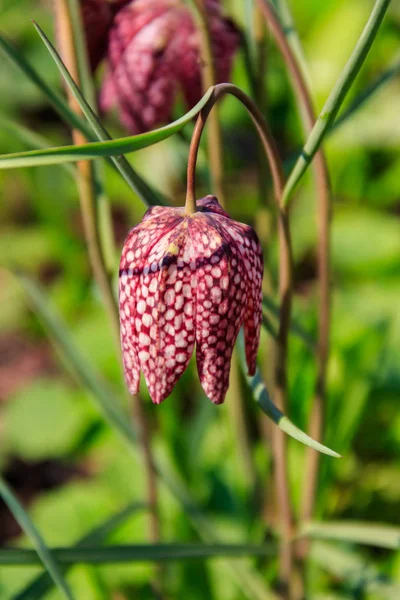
[53,0,161,557]
[186,83,294,597]
[192,0,226,206]
[280,0,392,205]
[53,0,120,346]
[257,0,331,548]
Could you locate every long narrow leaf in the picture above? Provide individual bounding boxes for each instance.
[0,117,75,178]
[0,89,214,169]
[238,332,340,457]
[17,273,138,445]
[0,32,165,206]
[0,34,91,138]
[0,476,74,600]
[303,521,400,549]
[15,502,146,600]
[262,296,316,350]
[1,543,274,566]
[32,20,163,206]
[65,0,96,107]
[311,541,400,597]
[282,0,391,205]
[332,56,400,131]
[16,273,273,600]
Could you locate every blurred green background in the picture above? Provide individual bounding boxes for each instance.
[0,0,399,598]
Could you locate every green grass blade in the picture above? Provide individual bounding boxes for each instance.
[332,56,400,131]
[273,0,311,87]
[0,34,92,138]
[1,543,274,566]
[262,296,316,351]
[283,58,400,173]
[16,273,273,600]
[0,30,165,206]
[311,541,400,597]
[65,0,96,107]
[238,332,340,457]
[14,502,146,600]
[0,89,214,169]
[16,273,138,446]
[32,20,163,207]
[282,0,391,206]
[262,312,278,339]
[0,475,74,600]
[0,117,75,178]
[302,521,400,549]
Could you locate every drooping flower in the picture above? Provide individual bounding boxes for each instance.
[99,0,240,133]
[80,0,114,71]
[119,196,263,405]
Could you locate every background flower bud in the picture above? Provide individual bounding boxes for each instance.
[99,0,240,133]
[80,0,114,70]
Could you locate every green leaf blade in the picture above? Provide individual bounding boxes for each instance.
[1,543,274,566]
[238,332,340,457]
[31,20,163,206]
[282,0,391,205]
[14,502,146,600]
[303,521,400,549]
[0,476,74,600]
[0,89,214,169]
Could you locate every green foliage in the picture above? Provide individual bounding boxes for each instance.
[0,0,399,598]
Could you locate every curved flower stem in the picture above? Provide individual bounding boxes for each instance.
[191,0,226,207]
[187,84,285,205]
[54,0,162,560]
[257,0,331,549]
[186,82,294,595]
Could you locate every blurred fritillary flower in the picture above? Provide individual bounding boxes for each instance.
[119,196,263,405]
[80,0,114,70]
[99,0,240,133]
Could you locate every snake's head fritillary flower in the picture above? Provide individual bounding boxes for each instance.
[119,196,263,405]
[80,0,114,71]
[99,0,240,133]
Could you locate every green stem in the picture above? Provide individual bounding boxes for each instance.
[191,0,226,206]
[257,0,331,569]
[54,0,162,558]
[31,20,163,208]
[226,349,259,493]
[185,82,294,598]
[65,0,116,272]
[281,0,391,206]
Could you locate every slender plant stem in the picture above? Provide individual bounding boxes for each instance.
[257,0,331,557]
[63,0,116,274]
[54,0,161,558]
[191,0,226,206]
[53,0,120,346]
[273,0,311,89]
[227,349,259,494]
[131,399,160,545]
[186,82,294,597]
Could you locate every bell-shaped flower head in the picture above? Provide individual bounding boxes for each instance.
[119,196,263,404]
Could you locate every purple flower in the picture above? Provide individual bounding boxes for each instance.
[99,0,240,133]
[119,196,263,404]
[80,0,114,71]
